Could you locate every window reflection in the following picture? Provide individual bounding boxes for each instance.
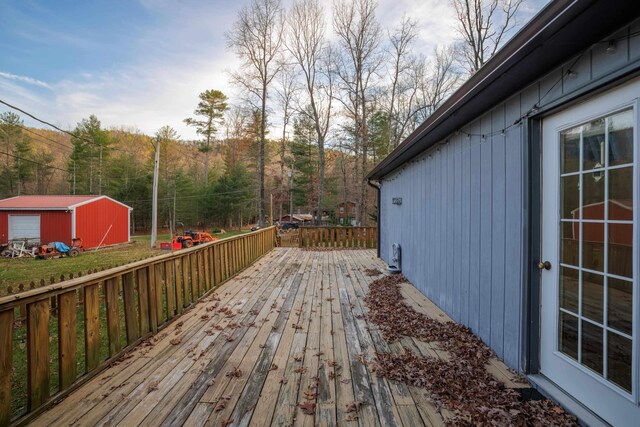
[557,108,634,393]
[608,332,632,392]
[608,109,634,166]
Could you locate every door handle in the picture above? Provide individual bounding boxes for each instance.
[537,260,552,271]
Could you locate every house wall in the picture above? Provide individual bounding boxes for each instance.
[75,198,130,248]
[379,21,640,371]
[0,211,72,244]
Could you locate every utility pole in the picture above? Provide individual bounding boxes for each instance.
[270,193,273,226]
[172,187,176,237]
[288,170,293,223]
[151,136,160,248]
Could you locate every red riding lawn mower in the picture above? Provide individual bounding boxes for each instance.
[36,238,85,259]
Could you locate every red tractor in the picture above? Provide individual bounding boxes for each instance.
[36,238,84,259]
[173,230,215,249]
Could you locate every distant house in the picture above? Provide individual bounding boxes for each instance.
[277,214,314,224]
[336,201,356,225]
[0,195,132,248]
[368,2,640,425]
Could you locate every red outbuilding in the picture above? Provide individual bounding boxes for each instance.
[0,195,132,249]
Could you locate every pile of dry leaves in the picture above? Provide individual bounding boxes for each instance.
[365,275,578,426]
[300,247,362,252]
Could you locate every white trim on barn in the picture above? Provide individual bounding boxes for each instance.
[67,195,132,210]
[0,207,68,211]
[71,208,76,239]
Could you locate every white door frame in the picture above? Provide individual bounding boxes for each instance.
[540,77,640,426]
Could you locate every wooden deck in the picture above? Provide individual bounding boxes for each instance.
[31,248,525,427]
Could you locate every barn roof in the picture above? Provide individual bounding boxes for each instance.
[368,0,640,180]
[0,195,132,211]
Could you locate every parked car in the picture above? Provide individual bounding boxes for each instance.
[280,222,299,231]
[251,225,261,231]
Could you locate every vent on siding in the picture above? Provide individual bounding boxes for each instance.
[388,243,401,274]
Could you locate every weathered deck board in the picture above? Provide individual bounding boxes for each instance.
[32,248,528,427]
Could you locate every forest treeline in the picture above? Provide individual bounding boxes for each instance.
[0,0,524,231]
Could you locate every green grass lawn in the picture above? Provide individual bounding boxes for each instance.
[0,230,249,296]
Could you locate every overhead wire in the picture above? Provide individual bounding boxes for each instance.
[0,98,142,155]
[17,124,74,152]
[0,149,70,174]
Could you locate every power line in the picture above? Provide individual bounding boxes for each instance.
[18,124,74,152]
[123,186,260,204]
[0,149,70,174]
[0,98,133,155]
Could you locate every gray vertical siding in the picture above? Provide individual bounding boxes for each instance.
[379,21,640,371]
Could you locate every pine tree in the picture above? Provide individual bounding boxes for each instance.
[184,90,228,184]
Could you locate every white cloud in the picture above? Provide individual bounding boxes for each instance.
[0,71,52,89]
[0,0,549,140]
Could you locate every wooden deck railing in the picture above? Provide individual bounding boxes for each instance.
[298,226,377,248]
[0,227,277,426]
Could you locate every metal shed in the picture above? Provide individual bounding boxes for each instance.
[0,195,132,249]
[368,1,640,425]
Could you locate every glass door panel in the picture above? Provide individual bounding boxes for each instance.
[558,108,635,394]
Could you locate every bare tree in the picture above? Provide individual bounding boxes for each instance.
[333,0,382,225]
[287,0,334,225]
[452,0,524,72]
[273,65,298,222]
[415,45,462,124]
[227,0,285,226]
[386,16,418,151]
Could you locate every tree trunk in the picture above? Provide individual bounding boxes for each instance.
[316,136,325,226]
[204,133,210,184]
[258,84,267,226]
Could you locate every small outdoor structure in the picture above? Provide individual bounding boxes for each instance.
[277,214,314,223]
[0,195,132,249]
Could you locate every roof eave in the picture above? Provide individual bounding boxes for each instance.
[368,0,640,180]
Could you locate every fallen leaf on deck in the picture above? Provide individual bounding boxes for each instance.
[170,337,182,345]
[303,387,316,400]
[298,401,316,415]
[346,400,366,413]
[294,367,307,374]
[269,363,278,371]
[226,367,242,378]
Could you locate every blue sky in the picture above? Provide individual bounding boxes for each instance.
[0,0,547,140]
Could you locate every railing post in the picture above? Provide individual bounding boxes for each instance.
[122,272,139,344]
[104,278,122,357]
[27,300,50,410]
[136,269,151,335]
[84,283,100,371]
[58,290,77,391]
[0,309,13,425]
[147,266,159,334]
[164,262,175,319]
